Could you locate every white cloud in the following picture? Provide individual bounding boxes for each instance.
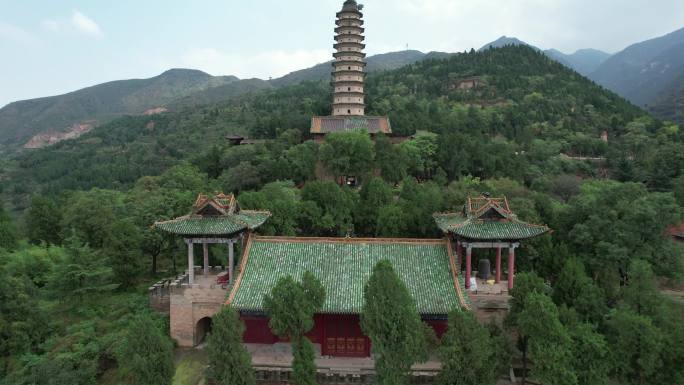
[71,10,102,37]
[178,48,332,79]
[42,20,61,32]
[41,10,103,37]
[0,22,38,45]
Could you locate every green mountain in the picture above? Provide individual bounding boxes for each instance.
[648,71,684,124]
[589,26,684,108]
[0,69,269,152]
[269,50,428,87]
[0,51,432,153]
[6,45,660,212]
[480,36,611,75]
[479,36,537,51]
[545,48,612,75]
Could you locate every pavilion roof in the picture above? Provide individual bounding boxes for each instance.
[434,196,550,241]
[310,116,391,135]
[154,193,271,237]
[227,236,469,315]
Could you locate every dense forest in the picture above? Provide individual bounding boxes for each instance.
[0,46,682,384]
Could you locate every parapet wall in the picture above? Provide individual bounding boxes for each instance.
[167,267,229,347]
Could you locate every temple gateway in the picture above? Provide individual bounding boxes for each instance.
[150,0,551,366]
[153,192,548,353]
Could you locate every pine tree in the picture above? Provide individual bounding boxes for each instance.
[517,292,577,385]
[117,314,174,385]
[263,271,325,385]
[361,260,428,385]
[438,311,499,385]
[205,306,255,385]
[605,308,663,385]
[0,206,17,251]
[25,195,63,245]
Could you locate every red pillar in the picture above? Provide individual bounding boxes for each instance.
[457,241,463,270]
[465,246,472,289]
[495,247,502,283]
[508,247,516,290]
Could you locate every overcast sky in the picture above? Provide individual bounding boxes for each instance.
[1,0,683,108]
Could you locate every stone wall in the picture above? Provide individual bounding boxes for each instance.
[167,268,229,347]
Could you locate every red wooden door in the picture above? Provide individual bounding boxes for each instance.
[322,315,369,357]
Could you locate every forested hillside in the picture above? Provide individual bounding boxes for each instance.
[6,45,681,210]
[0,69,255,151]
[1,45,683,384]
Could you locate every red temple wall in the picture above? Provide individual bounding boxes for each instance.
[240,313,448,358]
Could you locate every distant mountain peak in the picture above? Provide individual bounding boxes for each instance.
[158,68,213,79]
[479,36,537,51]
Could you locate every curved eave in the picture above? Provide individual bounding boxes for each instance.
[336,20,364,27]
[153,211,271,237]
[333,51,366,59]
[451,226,550,241]
[333,91,365,97]
[433,213,550,241]
[336,11,363,18]
[331,79,365,86]
[332,70,366,76]
[334,42,366,50]
[335,26,365,34]
[334,35,364,42]
[333,60,367,67]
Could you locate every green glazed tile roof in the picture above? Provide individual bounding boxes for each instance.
[229,237,466,315]
[154,211,270,236]
[434,213,550,241]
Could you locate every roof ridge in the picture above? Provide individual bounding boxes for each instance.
[254,236,446,245]
[445,237,470,311]
[226,232,254,306]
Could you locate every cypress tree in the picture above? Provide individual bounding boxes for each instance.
[117,314,174,385]
[361,260,428,385]
[205,306,255,385]
[438,311,499,385]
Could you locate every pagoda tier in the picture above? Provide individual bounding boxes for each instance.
[332,0,366,116]
[333,51,366,59]
[335,25,365,34]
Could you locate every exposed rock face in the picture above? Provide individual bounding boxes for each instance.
[143,107,168,115]
[24,121,96,149]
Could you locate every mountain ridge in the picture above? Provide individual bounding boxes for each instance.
[589,27,684,110]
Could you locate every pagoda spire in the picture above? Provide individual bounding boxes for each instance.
[332,0,366,116]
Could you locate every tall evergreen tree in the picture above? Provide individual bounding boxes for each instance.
[517,292,577,385]
[620,259,663,318]
[263,272,324,385]
[552,258,607,324]
[117,314,174,385]
[605,308,663,385]
[205,306,255,385]
[0,206,17,251]
[438,311,499,385]
[25,195,63,246]
[361,260,428,385]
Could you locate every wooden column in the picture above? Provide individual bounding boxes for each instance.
[508,247,516,290]
[495,247,502,283]
[465,245,472,289]
[203,243,209,277]
[187,242,194,285]
[456,241,463,270]
[228,240,234,284]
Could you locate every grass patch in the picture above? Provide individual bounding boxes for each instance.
[173,348,208,385]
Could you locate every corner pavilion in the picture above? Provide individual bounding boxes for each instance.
[434,196,550,290]
[155,193,549,357]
